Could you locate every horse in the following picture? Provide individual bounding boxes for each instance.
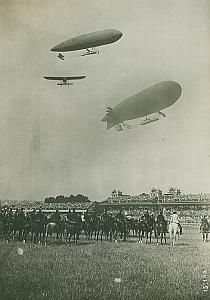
[176,224,181,239]
[31,218,46,244]
[84,216,100,240]
[64,220,82,245]
[200,222,209,242]
[0,213,3,240]
[23,214,32,243]
[168,222,178,246]
[156,219,168,244]
[136,218,146,243]
[100,216,115,242]
[114,219,128,242]
[45,221,63,245]
[127,218,138,237]
[2,215,14,242]
[13,215,25,242]
[144,216,156,243]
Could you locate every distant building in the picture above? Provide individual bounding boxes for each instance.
[106,188,210,205]
[162,187,181,203]
[107,190,153,204]
[150,188,163,203]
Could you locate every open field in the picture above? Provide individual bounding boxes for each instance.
[0,226,209,300]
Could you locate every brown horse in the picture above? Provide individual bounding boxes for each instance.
[200,222,209,242]
[64,221,81,245]
[45,222,63,245]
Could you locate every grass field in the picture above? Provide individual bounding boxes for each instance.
[0,226,209,300]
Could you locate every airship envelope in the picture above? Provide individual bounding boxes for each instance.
[102,81,182,130]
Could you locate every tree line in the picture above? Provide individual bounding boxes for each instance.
[44,194,91,203]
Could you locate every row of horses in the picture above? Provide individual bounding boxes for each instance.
[0,213,173,245]
[84,215,170,244]
[0,216,81,245]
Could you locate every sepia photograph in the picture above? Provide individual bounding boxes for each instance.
[0,1,210,299]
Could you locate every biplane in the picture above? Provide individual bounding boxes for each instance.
[43,76,86,86]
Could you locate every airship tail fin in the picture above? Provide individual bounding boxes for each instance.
[106,119,118,130]
[101,107,118,129]
[101,117,117,130]
[101,106,113,122]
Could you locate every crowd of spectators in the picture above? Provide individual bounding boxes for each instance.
[2,201,93,211]
[180,194,209,202]
[105,207,208,225]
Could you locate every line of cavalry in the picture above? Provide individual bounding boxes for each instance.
[0,207,209,246]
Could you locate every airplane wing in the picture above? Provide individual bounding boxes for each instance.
[44,76,86,81]
[64,76,86,80]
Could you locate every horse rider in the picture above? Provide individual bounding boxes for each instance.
[30,208,37,224]
[51,209,61,224]
[143,210,150,222]
[200,213,209,242]
[170,211,179,222]
[84,211,91,222]
[200,214,209,229]
[18,207,25,223]
[115,209,125,222]
[157,210,165,223]
[170,211,182,234]
[0,208,3,238]
[19,207,25,223]
[2,207,13,240]
[150,212,156,223]
[67,208,72,221]
[67,208,81,223]
[7,208,13,218]
[25,212,31,225]
[171,210,183,233]
[36,209,45,222]
[91,211,98,222]
[178,222,183,235]
[156,210,168,234]
[5,208,13,225]
[101,209,110,221]
[158,209,167,223]
[13,208,19,222]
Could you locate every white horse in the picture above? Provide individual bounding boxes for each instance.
[169,222,179,246]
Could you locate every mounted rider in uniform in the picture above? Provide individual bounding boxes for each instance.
[157,210,165,224]
[51,209,61,224]
[13,208,19,228]
[200,214,209,242]
[157,210,168,234]
[18,207,25,224]
[67,208,81,223]
[101,209,110,222]
[4,208,13,226]
[30,209,36,224]
[200,214,209,231]
[115,209,125,222]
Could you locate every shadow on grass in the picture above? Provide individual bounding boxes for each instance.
[176,242,190,246]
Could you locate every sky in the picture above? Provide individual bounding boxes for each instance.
[0,0,210,201]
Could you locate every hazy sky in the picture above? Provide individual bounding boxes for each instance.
[0,0,210,201]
